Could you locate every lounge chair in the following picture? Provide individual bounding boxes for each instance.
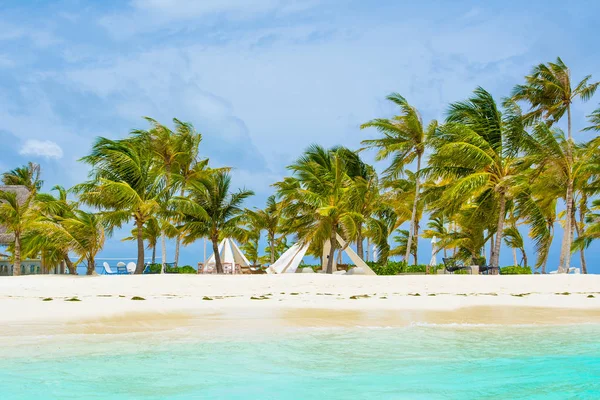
[474,257,500,275]
[442,257,471,274]
[126,262,136,274]
[103,262,118,275]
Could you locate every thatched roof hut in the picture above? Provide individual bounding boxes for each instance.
[0,185,30,245]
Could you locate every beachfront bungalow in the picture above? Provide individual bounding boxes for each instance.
[0,185,62,276]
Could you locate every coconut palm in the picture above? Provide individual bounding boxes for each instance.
[176,170,253,274]
[425,87,524,270]
[510,57,599,141]
[361,94,437,264]
[0,190,37,276]
[123,218,161,264]
[276,145,361,273]
[1,162,43,193]
[583,106,600,132]
[33,185,78,274]
[244,195,283,264]
[74,136,164,274]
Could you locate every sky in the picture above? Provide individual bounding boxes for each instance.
[1,0,600,273]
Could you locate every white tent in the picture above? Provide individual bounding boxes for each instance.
[268,233,376,275]
[200,238,251,274]
[267,242,310,274]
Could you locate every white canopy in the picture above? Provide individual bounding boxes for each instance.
[201,238,250,274]
[429,236,439,266]
[268,233,376,275]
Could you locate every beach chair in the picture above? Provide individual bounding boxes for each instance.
[116,266,128,275]
[475,258,500,275]
[126,262,136,274]
[102,262,118,275]
[442,257,471,274]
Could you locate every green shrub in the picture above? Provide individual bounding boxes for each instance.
[164,265,197,274]
[147,263,162,274]
[500,266,532,275]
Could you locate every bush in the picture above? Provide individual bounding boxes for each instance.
[500,265,532,275]
[165,265,196,274]
[146,263,162,274]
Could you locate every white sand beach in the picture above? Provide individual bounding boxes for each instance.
[1,274,599,337]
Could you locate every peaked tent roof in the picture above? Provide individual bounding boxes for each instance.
[267,242,310,274]
[204,238,251,267]
[268,233,376,275]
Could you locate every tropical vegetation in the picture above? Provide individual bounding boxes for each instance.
[1,57,600,275]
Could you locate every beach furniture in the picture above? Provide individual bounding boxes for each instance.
[474,257,500,275]
[549,267,581,274]
[102,262,118,275]
[199,238,250,274]
[442,257,471,274]
[126,262,136,274]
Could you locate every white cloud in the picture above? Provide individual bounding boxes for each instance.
[19,140,64,159]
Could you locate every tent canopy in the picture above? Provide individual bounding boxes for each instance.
[201,238,250,274]
[268,234,376,275]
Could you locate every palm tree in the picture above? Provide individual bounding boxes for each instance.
[176,170,253,274]
[0,189,37,276]
[425,88,523,270]
[244,195,283,264]
[361,94,437,264]
[74,136,163,274]
[123,218,161,264]
[421,215,450,259]
[510,57,598,141]
[276,145,360,273]
[1,162,43,193]
[34,186,79,274]
[518,123,585,273]
[583,106,600,132]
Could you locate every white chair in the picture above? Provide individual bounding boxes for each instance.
[103,262,117,275]
[126,262,136,274]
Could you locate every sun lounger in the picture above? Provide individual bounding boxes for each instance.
[102,262,118,275]
[474,257,500,275]
[126,262,136,274]
[442,257,472,274]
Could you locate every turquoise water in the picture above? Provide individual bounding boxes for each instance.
[1,325,599,399]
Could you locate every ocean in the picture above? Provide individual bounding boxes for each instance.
[1,324,599,399]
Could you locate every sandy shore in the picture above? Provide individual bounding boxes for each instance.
[1,274,599,337]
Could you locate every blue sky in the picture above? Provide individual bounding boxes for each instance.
[1,0,599,272]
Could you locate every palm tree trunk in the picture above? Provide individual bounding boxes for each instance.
[212,238,223,274]
[365,237,370,262]
[135,219,145,274]
[405,154,421,261]
[489,234,494,263]
[151,245,156,264]
[161,231,167,272]
[270,232,275,264]
[575,202,587,274]
[558,182,573,273]
[86,255,96,275]
[326,228,336,274]
[356,228,363,260]
[13,233,21,276]
[490,194,506,273]
[174,235,180,267]
[63,254,77,275]
[512,248,518,266]
[522,249,528,268]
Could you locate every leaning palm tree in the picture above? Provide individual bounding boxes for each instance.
[361,94,437,264]
[176,170,253,274]
[276,145,360,273]
[510,57,599,141]
[2,162,44,193]
[74,136,164,273]
[0,190,37,276]
[583,106,600,132]
[425,88,524,270]
[35,211,106,275]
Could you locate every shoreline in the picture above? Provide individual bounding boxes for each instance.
[1,275,599,337]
